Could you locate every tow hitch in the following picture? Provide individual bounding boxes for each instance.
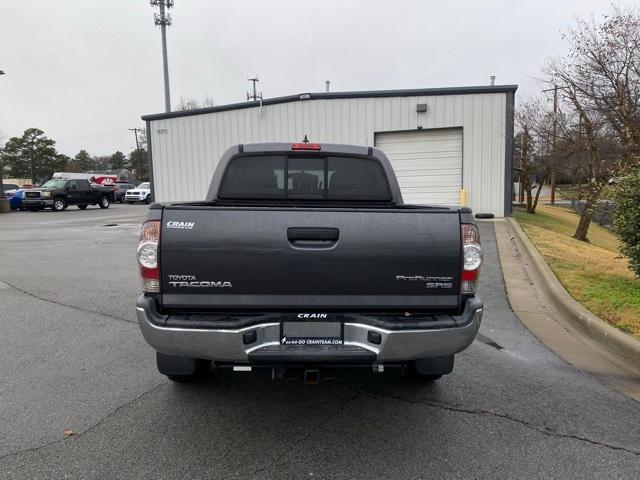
[303,369,320,385]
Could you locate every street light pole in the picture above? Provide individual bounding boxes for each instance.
[0,70,6,208]
[150,1,173,113]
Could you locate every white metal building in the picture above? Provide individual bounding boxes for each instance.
[142,85,516,216]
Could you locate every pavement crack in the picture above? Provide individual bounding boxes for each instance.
[0,382,169,461]
[336,382,640,457]
[0,278,134,324]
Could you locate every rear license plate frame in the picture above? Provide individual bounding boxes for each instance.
[280,320,344,346]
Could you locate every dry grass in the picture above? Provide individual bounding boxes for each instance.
[514,205,640,339]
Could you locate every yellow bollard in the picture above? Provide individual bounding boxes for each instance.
[460,188,467,207]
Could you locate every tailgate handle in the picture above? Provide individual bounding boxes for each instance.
[287,227,339,242]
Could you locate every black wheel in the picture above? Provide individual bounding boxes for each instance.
[98,196,110,209]
[157,352,211,382]
[52,198,66,211]
[78,204,88,210]
[145,195,151,204]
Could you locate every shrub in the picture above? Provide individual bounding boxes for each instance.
[613,169,640,277]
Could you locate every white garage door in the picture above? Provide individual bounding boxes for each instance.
[375,128,463,206]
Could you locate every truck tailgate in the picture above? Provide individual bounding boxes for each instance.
[160,207,461,311]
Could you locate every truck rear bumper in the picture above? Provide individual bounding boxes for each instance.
[136,296,483,364]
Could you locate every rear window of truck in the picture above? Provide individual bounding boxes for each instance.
[218,155,392,201]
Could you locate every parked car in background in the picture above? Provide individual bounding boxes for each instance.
[2,183,20,193]
[22,179,115,211]
[114,183,136,203]
[125,182,152,204]
[52,172,118,186]
[8,189,26,210]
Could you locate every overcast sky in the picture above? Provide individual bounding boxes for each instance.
[0,0,618,157]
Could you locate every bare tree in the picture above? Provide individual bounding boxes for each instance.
[177,95,216,111]
[515,99,561,213]
[543,7,640,241]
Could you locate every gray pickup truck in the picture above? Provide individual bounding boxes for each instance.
[136,142,483,383]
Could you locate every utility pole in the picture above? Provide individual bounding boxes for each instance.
[542,84,559,205]
[129,128,141,150]
[150,0,173,113]
[247,77,261,102]
[550,84,558,205]
[519,131,525,204]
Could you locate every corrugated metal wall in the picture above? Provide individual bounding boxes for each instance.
[149,92,507,216]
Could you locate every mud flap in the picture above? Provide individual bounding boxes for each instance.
[156,351,198,376]
[414,355,454,376]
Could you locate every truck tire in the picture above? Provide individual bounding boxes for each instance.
[409,355,454,381]
[52,198,66,212]
[145,195,151,204]
[156,352,211,381]
[98,196,110,209]
[78,204,88,210]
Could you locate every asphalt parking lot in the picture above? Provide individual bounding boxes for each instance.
[0,205,639,479]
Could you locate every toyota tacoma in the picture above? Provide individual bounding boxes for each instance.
[136,142,483,382]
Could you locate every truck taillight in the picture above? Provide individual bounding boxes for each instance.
[291,143,321,151]
[138,220,160,293]
[461,224,482,295]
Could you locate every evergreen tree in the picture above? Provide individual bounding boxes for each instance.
[1,128,57,183]
[74,150,95,171]
[110,151,127,170]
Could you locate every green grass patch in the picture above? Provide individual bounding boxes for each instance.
[515,205,640,339]
[514,205,619,252]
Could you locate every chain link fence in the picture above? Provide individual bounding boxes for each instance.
[570,199,617,229]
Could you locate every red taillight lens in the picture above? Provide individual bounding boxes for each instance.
[291,143,321,151]
[461,224,482,295]
[138,220,160,292]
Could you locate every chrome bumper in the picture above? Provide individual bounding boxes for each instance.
[136,296,483,363]
[22,199,53,207]
[125,195,145,201]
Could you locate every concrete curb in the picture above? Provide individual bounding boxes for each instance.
[507,217,640,373]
